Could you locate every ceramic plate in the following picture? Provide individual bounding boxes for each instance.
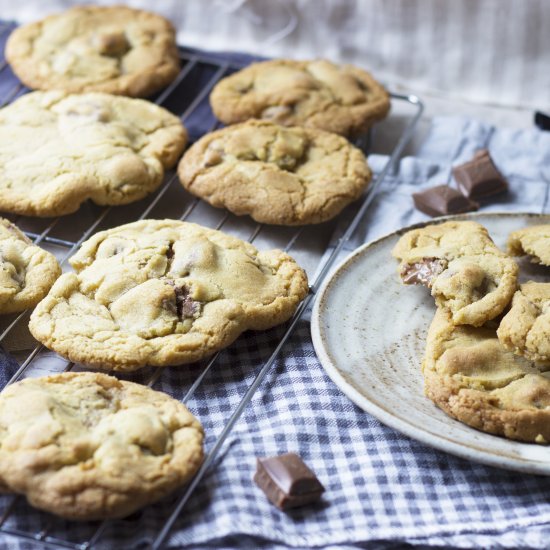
[311,212,550,475]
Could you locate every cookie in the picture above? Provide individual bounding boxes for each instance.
[0,218,60,313]
[5,5,179,97]
[177,119,371,225]
[210,59,390,138]
[392,221,518,327]
[497,282,550,363]
[29,219,309,371]
[508,224,550,265]
[423,308,550,443]
[0,91,187,217]
[0,372,203,519]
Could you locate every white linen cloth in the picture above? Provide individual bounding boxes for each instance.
[1,0,549,111]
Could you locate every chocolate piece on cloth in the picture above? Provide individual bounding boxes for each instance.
[412,185,479,217]
[452,150,508,200]
[254,452,325,510]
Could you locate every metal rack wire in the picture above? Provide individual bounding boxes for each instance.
[0,24,423,549]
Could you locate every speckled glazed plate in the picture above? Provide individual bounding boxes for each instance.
[311,212,550,475]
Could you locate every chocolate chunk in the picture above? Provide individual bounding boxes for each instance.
[165,280,199,319]
[413,185,479,217]
[253,453,324,510]
[400,258,447,287]
[452,150,508,200]
[203,149,224,167]
[535,111,550,132]
[93,31,130,56]
[174,285,197,318]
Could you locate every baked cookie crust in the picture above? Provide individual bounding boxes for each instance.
[0,218,60,313]
[5,5,180,97]
[29,219,309,371]
[178,119,371,225]
[0,372,203,519]
[0,91,187,217]
[508,224,550,265]
[497,281,550,363]
[423,308,550,443]
[210,59,390,138]
[392,221,518,327]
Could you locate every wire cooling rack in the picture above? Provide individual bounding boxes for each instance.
[0,20,423,550]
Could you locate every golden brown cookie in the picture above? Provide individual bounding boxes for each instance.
[392,221,518,327]
[423,308,550,443]
[177,119,371,225]
[0,91,187,217]
[0,372,203,519]
[5,5,179,97]
[508,224,550,265]
[497,281,550,363]
[0,218,60,313]
[210,59,390,138]
[29,220,309,371]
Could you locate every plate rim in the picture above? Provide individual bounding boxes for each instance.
[311,211,550,475]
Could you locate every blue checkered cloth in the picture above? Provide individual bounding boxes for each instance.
[2,17,550,548]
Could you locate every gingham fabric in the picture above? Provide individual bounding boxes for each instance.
[2,28,550,550]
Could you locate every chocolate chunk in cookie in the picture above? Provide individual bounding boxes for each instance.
[392,221,518,326]
[399,258,448,286]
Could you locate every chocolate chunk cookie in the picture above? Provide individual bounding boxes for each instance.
[497,282,550,363]
[508,224,550,265]
[0,91,187,217]
[5,5,179,97]
[177,120,371,225]
[210,59,390,138]
[29,220,309,371]
[0,218,60,313]
[392,221,518,326]
[0,372,203,519]
[423,308,550,443]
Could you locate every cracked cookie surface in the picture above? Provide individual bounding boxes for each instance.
[210,59,390,138]
[392,221,518,326]
[508,224,550,265]
[177,119,371,225]
[0,218,60,313]
[6,5,179,97]
[497,282,550,363]
[0,91,187,217]
[423,308,550,443]
[29,219,309,371]
[0,372,203,519]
